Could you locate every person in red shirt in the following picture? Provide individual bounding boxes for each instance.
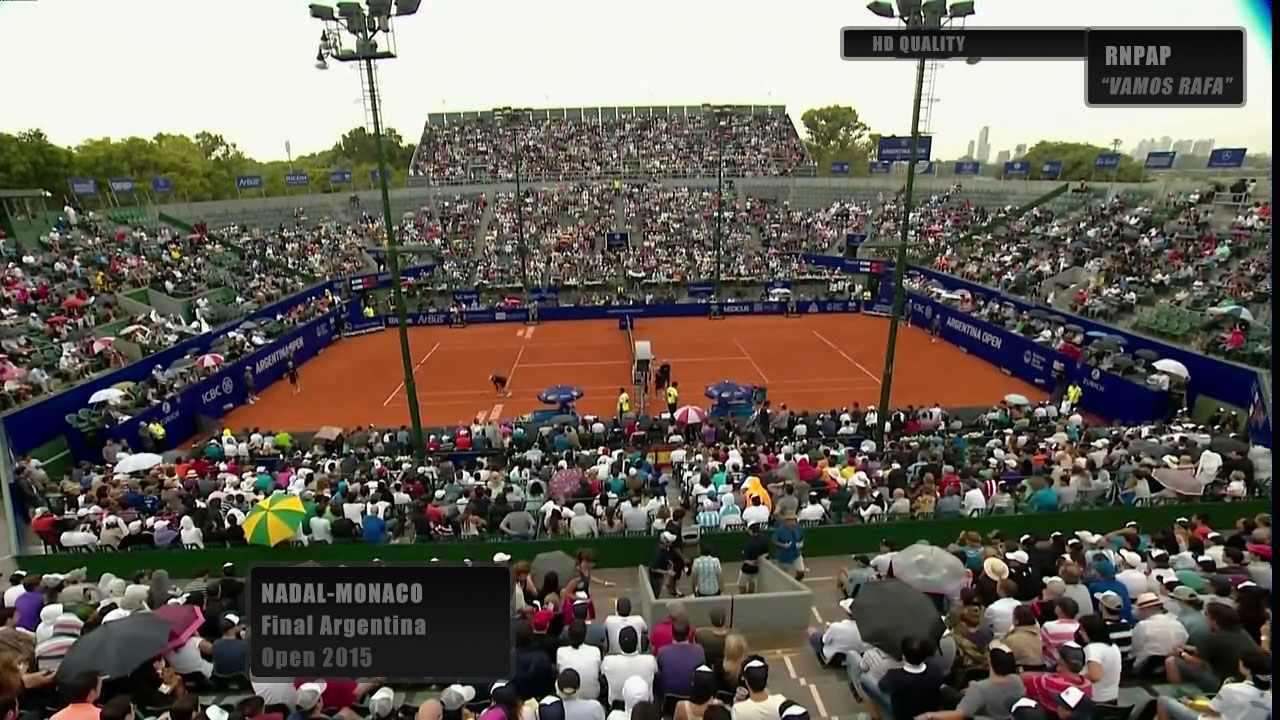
[31,508,57,546]
[455,432,472,451]
[1020,641,1092,711]
[649,604,695,653]
[1190,512,1214,541]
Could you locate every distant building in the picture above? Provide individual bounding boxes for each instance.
[995,149,1011,167]
[966,140,975,158]
[977,126,991,163]
[1014,143,1027,157]
[1133,139,1153,158]
[1158,136,1173,151]
[1172,139,1194,155]
[1191,139,1216,156]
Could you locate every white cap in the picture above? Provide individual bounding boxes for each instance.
[1005,550,1029,564]
[493,552,512,563]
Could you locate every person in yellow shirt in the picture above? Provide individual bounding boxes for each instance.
[617,388,630,417]
[363,304,375,319]
[665,382,679,416]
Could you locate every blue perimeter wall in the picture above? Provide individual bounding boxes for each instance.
[6,262,1270,465]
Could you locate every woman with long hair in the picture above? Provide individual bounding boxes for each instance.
[674,668,720,720]
[0,650,56,712]
[1234,583,1270,645]
[600,505,624,535]
[1076,614,1121,703]
[715,633,749,696]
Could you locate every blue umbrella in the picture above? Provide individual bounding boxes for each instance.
[1085,330,1109,338]
[704,381,753,403]
[537,385,585,405]
[1104,334,1128,344]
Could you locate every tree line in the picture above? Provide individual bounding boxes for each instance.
[0,127,418,203]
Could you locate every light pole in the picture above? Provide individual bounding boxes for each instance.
[866,0,974,442]
[705,105,735,299]
[496,107,533,293]
[311,0,426,458]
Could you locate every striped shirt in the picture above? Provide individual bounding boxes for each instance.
[691,555,722,596]
[1104,619,1134,662]
[1040,619,1080,667]
[696,510,721,528]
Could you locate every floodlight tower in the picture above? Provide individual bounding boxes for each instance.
[703,104,737,300]
[494,107,534,293]
[865,0,976,442]
[310,0,427,458]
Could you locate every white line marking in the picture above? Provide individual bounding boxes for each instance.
[732,338,771,382]
[490,404,504,420]
[811,606,824,624]
[507,346,526,383]
[513,356,752,368]
[800,576,835,583]
[808,684,829,718]
[475,410,488,423]
[525,325,536,339]
[383,341,442,406]
[516,328,526,337]
[811,331,882,384]
[783,654,798,680]
[800,678,808,687]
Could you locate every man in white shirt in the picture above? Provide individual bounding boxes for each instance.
[557,670,605,720]
[808,598,864,667]
[1116,550,1150,600]
[252,681,297,708]
[556,622,602,700]
[741,495,770,526]
[961,481,987,515]
[602,598,647,655]
[1130,592,1188,674]
[984,579,1022,635]
[3,572,27,608]
[601,627,657,705]
[165,634,213,678]
[731,659,787,720]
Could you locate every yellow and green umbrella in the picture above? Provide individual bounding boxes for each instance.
[243,494,308,547]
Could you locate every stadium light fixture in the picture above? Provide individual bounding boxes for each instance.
[866,0,977,442]
[308,0,424,461]
[394,0,422,15]
[866,1,896,18]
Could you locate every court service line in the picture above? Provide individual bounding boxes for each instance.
[811,606,824,624]
[382,341,442,406]
[526,325,536,339]
[489,403,504,421]
[782,655,798,680]
[732,338,771,383]
[810,331,882,384]
[808,686,829,718]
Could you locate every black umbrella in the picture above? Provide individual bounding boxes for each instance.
[1064,324,1084,333]
[1050,315,1066,324]
[1110,355,1135,369]
[848,579,945,659]
[1029,309,1049,320]
[1209,436,1249,454]
[57,613,172,680]
[1092,339,1120,352]
[1134,349,1159,362]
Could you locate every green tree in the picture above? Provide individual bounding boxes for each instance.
[799,105,875,176]
[1019,141,1146,182]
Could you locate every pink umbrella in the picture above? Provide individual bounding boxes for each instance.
[674,405,707,425]
[46,315,69,325]
[152,604,205,655]
[60,296,87,310]
[90,337,115,356]
[195,353,224,370]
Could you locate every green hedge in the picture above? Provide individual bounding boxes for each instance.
[16,501,1266,578]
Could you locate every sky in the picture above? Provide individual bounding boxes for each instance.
[0,0,1271,161]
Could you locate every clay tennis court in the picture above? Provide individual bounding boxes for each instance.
[219,314,1046,431]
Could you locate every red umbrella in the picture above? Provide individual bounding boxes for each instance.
[46,315,70,325]
[152,604,205,655]
[60,296,87,310]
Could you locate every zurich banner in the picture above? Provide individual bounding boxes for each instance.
[236,174,264,190]
[915,161,936,175]
[330,170,353,184]
[108,178,135,195]
[1144,151,1177,170]
[1040,161,1063,180]
[845,233,868,250]
[686,282,715,298]
[64,310,342,461]
[1206,148,1246,168]
[284,172,310,187]
[908,265,1267,435]
[605,231,630,250]
[954,161,981,176]
[906,295,1166,422]
[869,161,893,174]
[877,135,933,162]
[829,161,851,175]
[1094,153,1121,171]
[370,169,384,183]
[1003,161,1031,177]
[151,177,174,194]
[527,286,559,302]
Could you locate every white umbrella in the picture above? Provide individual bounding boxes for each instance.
[89,337,115,356]
[88,388,126,405]
[120,325,148,337]
[673,405,708,425]
[114,453,164,474]
[1152,358,1190,380]
[1207,305,1254,323]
